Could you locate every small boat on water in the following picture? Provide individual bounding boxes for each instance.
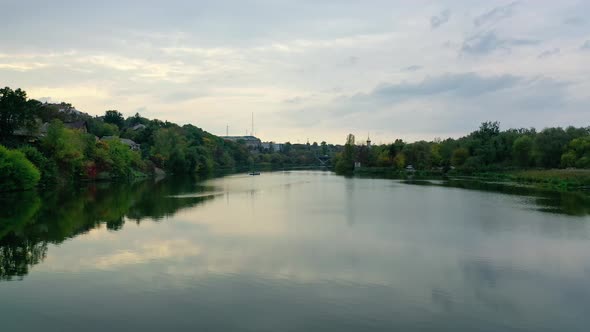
[249,172,261,176]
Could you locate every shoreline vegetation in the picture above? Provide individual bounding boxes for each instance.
[1,86,589,194]
[333,121,590,193]
[0,86,336,192]
[352,168,590,191]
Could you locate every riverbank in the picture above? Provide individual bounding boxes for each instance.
[352,167,590,192]
[457,169,590,191]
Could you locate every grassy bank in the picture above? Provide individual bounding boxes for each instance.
[353,167,444,179]
[465,169,590,191]
[352,167,590,192]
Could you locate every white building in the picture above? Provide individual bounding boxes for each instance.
[261,141,283,152]
[222,136,261,149]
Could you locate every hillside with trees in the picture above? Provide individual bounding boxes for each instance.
[0,87,251,191]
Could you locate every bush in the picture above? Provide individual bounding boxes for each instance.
[335,158,353,174]
[451,148,469,167]
[18,145,57,186]
[42,120,85,176]
[0,145,41,191]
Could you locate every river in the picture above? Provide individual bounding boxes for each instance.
[1,171,590,331]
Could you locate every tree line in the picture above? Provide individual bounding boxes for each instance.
[0,87,251,191]
[250,141,340,168]
[2,86,589,191]
[334,121,590,174]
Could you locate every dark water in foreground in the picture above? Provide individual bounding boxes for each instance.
[1,171,590,331]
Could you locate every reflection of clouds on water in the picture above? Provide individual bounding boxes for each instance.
[93,239,202,269]
[3,171,590,331]
[430,288,453,313]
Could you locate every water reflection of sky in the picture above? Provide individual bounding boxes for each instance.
[2,171,590,331]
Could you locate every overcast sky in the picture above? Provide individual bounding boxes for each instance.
[1,0,589,143]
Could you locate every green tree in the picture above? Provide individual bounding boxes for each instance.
[403,141,432,169]
[42,120,86,175]
[375,148,392,167]
[88,118,119,137]
[320,141,328,155]
[151,128,189,173]
[0,87,40,140]
[561,136,590,168]
[512,136,533,167]
[281,142,292,154]
[104,110,125,129]
[0,145,41,191]
[105,139,144,178]
[451,148,469,167]
[18,146,57,186]
[388,139,405,159]
[561,151,577,168]
[335,134,356,174]
[473,121,500,141]
[393,152,406,169]
[534,127,570,168]
[430,143,443,167]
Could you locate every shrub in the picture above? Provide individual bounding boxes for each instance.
[18,145,57,185]
[0,145,41,191]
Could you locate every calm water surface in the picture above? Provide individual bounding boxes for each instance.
[1,171,590,331]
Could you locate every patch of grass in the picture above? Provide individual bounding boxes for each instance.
[510,169,590,190]
[353,167,590,192]
[468,169,590,191]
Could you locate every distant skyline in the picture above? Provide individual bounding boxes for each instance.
[2,0,589,144]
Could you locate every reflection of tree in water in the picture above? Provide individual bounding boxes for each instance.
[0,191,41,239]
[0,234,47,281]
[126,176,217,222]
[535,192,590,216]
[404,179,590,216]
[0,176,216,281]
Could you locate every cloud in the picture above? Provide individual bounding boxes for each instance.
[563,17,586,26]
[1,1,589,143]
[474,1,520,27]
[401,65,422,72]
[537,48,560,59]
[430,9,451,29]
[282,73,575,137]
[283,96,306,104]
[348,56,359,65]
[352,72,521,105]
[0,62,50,72]
[289,73,525,125]
[162,90,208,103]
[461,31,540,55]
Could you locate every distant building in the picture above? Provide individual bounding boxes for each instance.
[261,141,282,152]
[64,121,88,133]
[222,136,261,149]
[12,127,41,142]
[44,102,82,115]
[101,136,141,151]
[131,124,147,131]
[12,120,49,141]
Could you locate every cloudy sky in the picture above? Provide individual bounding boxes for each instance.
[1,0,589,143]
